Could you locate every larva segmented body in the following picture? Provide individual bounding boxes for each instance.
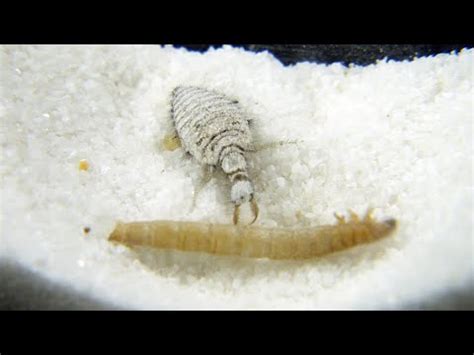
[170,86,258,224]
[109,209,397,260]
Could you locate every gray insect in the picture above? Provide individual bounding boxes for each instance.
[170,86,259,225]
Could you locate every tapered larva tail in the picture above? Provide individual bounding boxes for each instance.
[108,209,397,260]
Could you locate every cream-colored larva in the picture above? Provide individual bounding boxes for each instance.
[108,209,397,260]
[170,86,258,225]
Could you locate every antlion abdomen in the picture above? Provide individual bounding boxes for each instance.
[109,210,397,260]
[170,86,253,166]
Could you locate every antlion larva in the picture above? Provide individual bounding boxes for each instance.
[108,209,397,260]
[170,86,258,225]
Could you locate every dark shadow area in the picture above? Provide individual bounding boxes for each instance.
[1,256,472,310]
[179,44,471,66]
[406,287,473,310]
[0,259,120,310]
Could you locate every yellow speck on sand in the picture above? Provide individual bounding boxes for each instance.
[161,134,181,151]
[79,159,89,171]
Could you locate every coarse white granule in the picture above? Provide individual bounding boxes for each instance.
[0,45,472,309]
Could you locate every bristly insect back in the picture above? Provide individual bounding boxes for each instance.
[170,86,258,225]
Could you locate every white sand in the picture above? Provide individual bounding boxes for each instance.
[0,45,472,309]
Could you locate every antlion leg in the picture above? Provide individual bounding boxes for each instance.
[251,139,299,152]
[191,165,215,211]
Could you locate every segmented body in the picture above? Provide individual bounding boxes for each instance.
[171,86,258,223]
[171,86,253,181]
[109,210,397,260]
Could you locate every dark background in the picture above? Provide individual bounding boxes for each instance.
[1,44,472,310]
[180,44,470,66]
[1,256,472,310]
